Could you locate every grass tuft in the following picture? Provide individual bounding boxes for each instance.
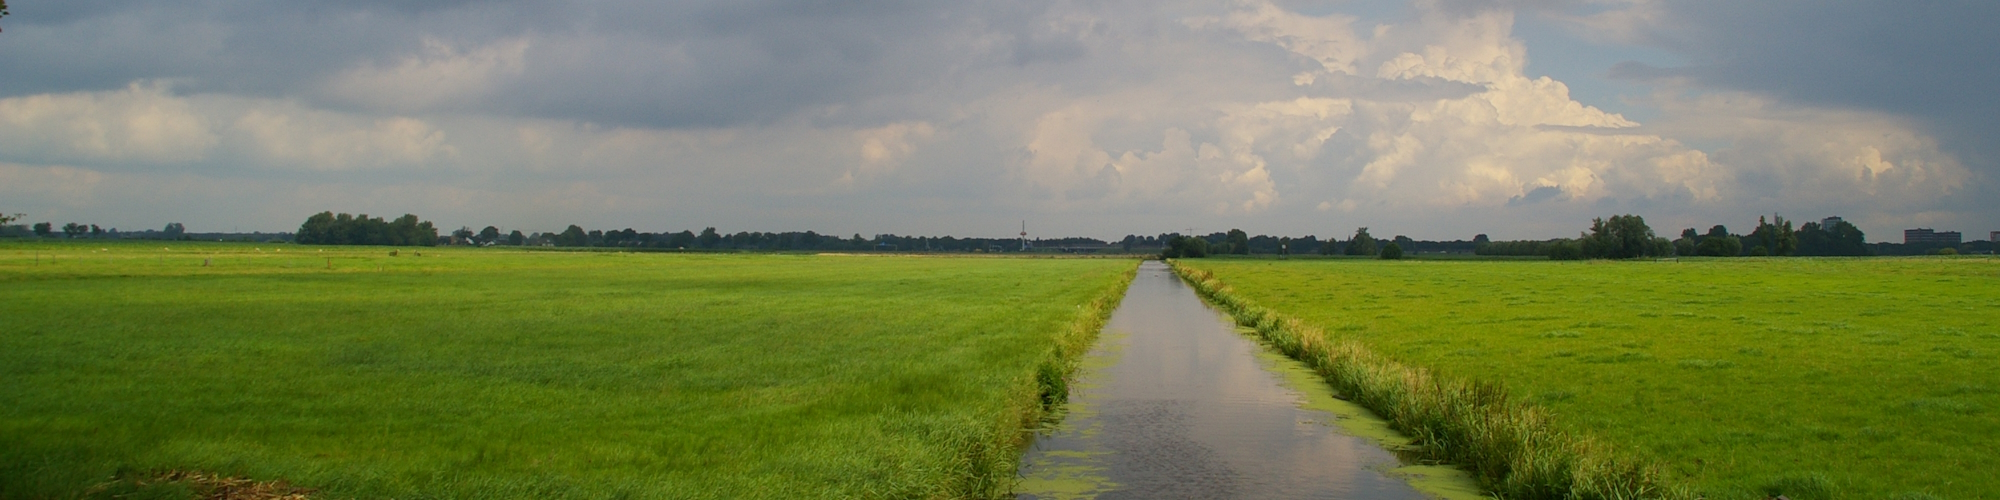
[1168,261,1690,500]
[1675,359,1736,370]
[1760,472,1837,500]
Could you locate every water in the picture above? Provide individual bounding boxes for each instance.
[1014,261,1459,500]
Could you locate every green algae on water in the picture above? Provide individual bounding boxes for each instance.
[1244,331,1490,500]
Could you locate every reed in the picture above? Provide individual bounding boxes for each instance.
[1169,261,1690,500]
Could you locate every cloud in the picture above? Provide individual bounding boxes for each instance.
[0,84,460,172]
[0,82,217,165]
[1556,1,2000,174]
[0,0,1987,239]
[326,37,531,114]
[1507,184,1564,206]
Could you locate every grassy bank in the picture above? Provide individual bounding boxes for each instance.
[1176,257,1999,500]
[0,241,1134,499]
[1169,260,1682,500]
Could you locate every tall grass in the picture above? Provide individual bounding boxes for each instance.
[1169,261,1688,500]
[967,263,1136,498]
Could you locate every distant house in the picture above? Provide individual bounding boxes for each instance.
[1821,216,1844,228]
[1991,231,1998,244]
[1904,228,1961,245]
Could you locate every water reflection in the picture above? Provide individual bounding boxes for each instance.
[1015,261,1433,500]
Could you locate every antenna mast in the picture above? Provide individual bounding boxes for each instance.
[1020,221,1029,251]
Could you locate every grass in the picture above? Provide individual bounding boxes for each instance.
[1170,261,1680,500]
[0,240,1135,499]
[1177,257,2000,500]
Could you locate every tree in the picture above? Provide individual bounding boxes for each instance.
[33,222,52,237]
[478,226,501,244]
[507,230,526,246]
[296,212,436,246]
[162,222,186,239]
[1579,214,1657,259]
[699,227,722,248]
[1477,239,1559,256]
[62,223,87,238]
[669,230,696,248]
[1277,237,1292,256]
[1697,234,1741,257]
[1548,240,1584,260]
[389,215,436,246]
[1796,220,1868,256]
[1672,228,1700,256]
[1649,237,1673,257]
[1225,229,1250,255]
[90,225,104,237]
[1162,235,1209,258]
[1379,242,1403,260]
[0,213,20,225]
[1748,215,1798,256]
[556,225,588,247]
[297,212,335,244]
[1344,227,1378,256]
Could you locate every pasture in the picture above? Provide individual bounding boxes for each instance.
[1182,257,2000,500]
[0,241,1134,499]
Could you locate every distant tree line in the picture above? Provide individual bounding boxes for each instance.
[0,213,199,241]
[11,208,1987,256]
[435,223,1116,253]
[1470,213,1934,260]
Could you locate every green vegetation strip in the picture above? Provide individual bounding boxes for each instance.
[1168,260,1686,500]
[0,241,1134,499]
[1178,258,2000,500]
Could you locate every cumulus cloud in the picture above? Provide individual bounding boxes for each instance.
[1554,1,2000,174]
[0,82,217,165]
[326,37,531,114]
[0,0,1986,238]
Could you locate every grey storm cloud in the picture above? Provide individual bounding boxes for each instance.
[1595,1,2000,169]
[0,0,1992,239]
[0,0,1123,129]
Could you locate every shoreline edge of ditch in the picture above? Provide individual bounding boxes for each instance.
[1167,259,1693,500]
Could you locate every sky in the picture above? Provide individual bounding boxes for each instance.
[1,0,1994,241]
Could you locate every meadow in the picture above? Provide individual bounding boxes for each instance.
[0,241,1134,499]
[1181,257,2000,500]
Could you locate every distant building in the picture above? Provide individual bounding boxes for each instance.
[1991,231,1998,244]
[1821,216,1844,228]
[1905,228,1962,245]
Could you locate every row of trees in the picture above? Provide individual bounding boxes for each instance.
[1168,227,1409,259]
[1474,214,1878,259]
[1165,213,1887,261]
[295,212,440,246]
[9,209,1948,258]
[0,214,190,240]
[437,223,1106,252]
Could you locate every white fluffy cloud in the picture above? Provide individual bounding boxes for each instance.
[0,0,1985,238]
[0,82,218,165]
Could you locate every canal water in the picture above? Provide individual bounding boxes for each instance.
[1014,261,1473,499]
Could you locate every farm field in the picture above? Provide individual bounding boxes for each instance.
[0,241,1135,499]
[1181,257,2000,500]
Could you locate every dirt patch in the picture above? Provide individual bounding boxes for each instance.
[85,470,313,500]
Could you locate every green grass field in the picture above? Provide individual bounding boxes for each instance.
[0,241,1134,499]
[1182,257,2000,500]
